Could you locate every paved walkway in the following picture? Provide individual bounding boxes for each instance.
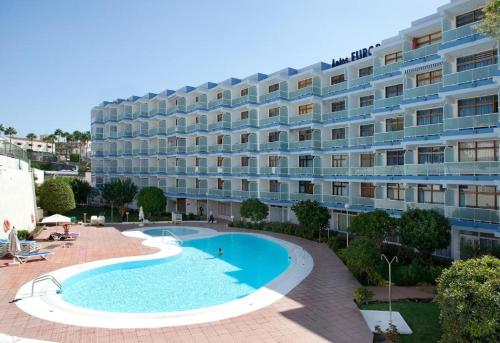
[0,223,372,343]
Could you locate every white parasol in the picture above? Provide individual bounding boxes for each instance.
[41,214,71,224]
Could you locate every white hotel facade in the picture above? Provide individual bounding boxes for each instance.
[91,0,499,259]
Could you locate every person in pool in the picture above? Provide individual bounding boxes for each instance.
[218,248,223,256]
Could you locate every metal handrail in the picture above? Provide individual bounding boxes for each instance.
[31,275,62,296]
[161,229,184,246]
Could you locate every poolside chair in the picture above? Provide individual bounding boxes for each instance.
[49,232,80,241]
[14,251,53,264]
[0,239,40,256]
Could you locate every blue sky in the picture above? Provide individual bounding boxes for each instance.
[0,0,449,137]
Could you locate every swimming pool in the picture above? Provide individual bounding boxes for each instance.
[143,227,199,237]
[61,233,290,313]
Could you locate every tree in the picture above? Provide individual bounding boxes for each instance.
[341,237,382,285]
[240,199,268,222]
[291,200,331,240]
[81,131,91,159]
[475,0,500,40]
[399,209,451,261]
[4,127,17,145]
[436,256,500,343]
[69,178,92,204]
[137,187,166,218]
[101,178,138,221]
[0,124,4,135]
[39,178,76,214]
[351,210,398,248]
[26,133,37,151]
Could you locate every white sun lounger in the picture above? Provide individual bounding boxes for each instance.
[15,251,53,263]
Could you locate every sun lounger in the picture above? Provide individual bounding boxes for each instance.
[0,239,40,257]
[49,232,80,241]
[15,251,53,263]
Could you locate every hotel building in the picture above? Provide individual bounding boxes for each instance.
[91,0,499,259]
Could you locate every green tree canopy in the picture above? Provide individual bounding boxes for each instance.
[475,0,500,40]
[137,187,166,218]
[68,178,92,204]
[351,210,398,248]
[399,209,451,261]
[341,237,382,285]
[437,256,500,343]
[291,200,331,239]
[101,178,138,220]
[39,178,76,214]
[240,199,268,222]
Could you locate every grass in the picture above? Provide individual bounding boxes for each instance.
[65,206,171,223]
[360,301,441,343]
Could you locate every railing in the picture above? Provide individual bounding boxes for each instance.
[374,130,404,142]
[445,206,499,223]
[442,64,498,87]
[351,196,375,207]
[374,62,402,77]
[404,123,443,137]
[288,139,321,149]
[350,136,373,146]
[323,195,349,204]
[232,190,257,198]
[232,118,257,129]
[444,112,498,131]
[323,139,349,149]
[375,198,405,211]
[405,163,445,175]
[403,83,442,100]
[208,144,231,153]
[350,75,372,87]
[208,99,231,110]
[259,89,288,102]
[322,167,349,176]
[32,275,62,296]
[232,143,258,152]
[444,161,500,175]
[322,81,348,95]
[260,141,285,151]
[374,95,402,109]
[374,165,405,175]
[349,105,373,117]
[403,42,440,62]
[0,141,29,162]
[442,21,481,42]
[260,191,288,201]
[260,116,284,126]
[231,95,257,107]
[406,202,445,216]
[288,86,321,100]
[323,110,348,122]
[288,112,321,124]
[208,121,231,130]
[289,193,320,202]
[231,167,258,174]
[186,102,207,112]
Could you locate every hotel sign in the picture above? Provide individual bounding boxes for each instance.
[332,44,381,67]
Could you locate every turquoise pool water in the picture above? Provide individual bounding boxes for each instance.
[61,233,290,313]
[143,227,198,237]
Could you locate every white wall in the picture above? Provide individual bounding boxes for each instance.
[0,155,37,239]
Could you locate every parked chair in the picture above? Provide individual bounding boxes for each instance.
[15,251,53,263]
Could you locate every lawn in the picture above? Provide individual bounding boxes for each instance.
[65,206,171,223]
[360,301,441,343]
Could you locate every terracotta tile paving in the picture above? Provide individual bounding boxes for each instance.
[0,223,373,343]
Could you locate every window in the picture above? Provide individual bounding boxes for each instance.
[385,84,403,98]
[459,185,498,209]
[331,74,345,85]
[240,88,248,97]
[360,153,374,167]
[457,49,497,72]
[416,70,442,86]
[269,155,279,167]
[385,51,403,65]
[240,111,249,120]
[386,117,404,132]
[332,155,347,167]
[332,128,346,140]
[217,178,224,189]
[387,150,405,165]
[416,108,443,125]
[298,103,313,115]
[359,66,373,77]
[216,113,223,122]
[456,8,484,28]
[217,157,224,167]
[216,92,223,100]
[268,83,279,93]
[360,124,374,137]
[387,183,405,201]
[298,129,312,141]
[299,181,314,194]
[241,133,249,144]
[268,107,279,117]
[413,31,441,49]
[418,146,445,164]
[269,180,279,192]
[331,100,346,112]
[242,179,249,191]
[268,131,280,142]
[241,156,249,167]
[360,183,375,198]
[298,78,312,89]
[360,95,374,107]
[299,155,314,167]
[418,184,445,204]
[332,182,348,196]
[217,135,223,144]
[459,141,499,161]
[458,95,498,117]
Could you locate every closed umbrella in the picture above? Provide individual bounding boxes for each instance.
[8,226,20,263]
[139,207,144,222]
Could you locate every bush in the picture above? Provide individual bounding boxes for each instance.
[436,256,500,343]
[136,187,166,218]
[327,236,344,253]
[17,230,30,240]
[291,200,331,240]
[351,210,398,248]
[68,178,92,204]
[69,153,80,162]
[240,199,268,222]
[399,209,451,261]
[39,178,76,214]
[354,287,374,305]
[389,260,433,286]
[341,237,383,286]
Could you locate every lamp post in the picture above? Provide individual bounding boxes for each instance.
[126,211,129,222]
[344,203,350,247]
[83,213,87,224]
[381,254,398,324]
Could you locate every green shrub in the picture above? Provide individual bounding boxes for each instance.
[136,187,166,218]
[69,153,80,162]
[327,236,344,253]
[17,230,30,240]
[390,260,433,286]
[291,200,331,240]
[39,178,76,214]
[240,199,268,222]
[351,210,398,248]
[68,178,92,204]
[437,256,500,343]
[342,237,383,285]
[354,287,374,305]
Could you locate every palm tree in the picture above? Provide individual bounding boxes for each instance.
[81,131,91,159]
[4,127,17,145]
[72,130,82,157]
[0,124,5,135]
[26,133,37,151]
[54,128,63,155]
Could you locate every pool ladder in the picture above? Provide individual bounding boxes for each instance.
[31,274,62,296]
[161,229,184,246]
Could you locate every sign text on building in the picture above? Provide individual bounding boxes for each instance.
[332,44,381,67]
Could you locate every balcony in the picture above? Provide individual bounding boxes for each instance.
[443,112,498,131]
[119,113,133,121]
[288,86,321,100]
[232,118,257,129]
[290,193,320,202]
[259,141,286,151]
[442,22,482,44]
[260,191,289,201]
[208,121,231,131]
[117,149,132,156]
[232,143,258,152]
[442,64,498,88]
[375,198,405,211]
[166,106,185,115]
[207,144,231,153]
[208,99,231,110]
[445,206,499,223]
[260,115,286,127]
[232,190,257,198]
[259,167,285,175]
[373,62,402,78]
[406,202,445,216]
[323,110,348,122]
[374,165,405,175]
[186,123,207,133]
[132,148,149,155]
[322,81,348,96]
[350,136,373,147]
[119,130,133,138]
[167,187,187,195]
[288,167,318,177]
[259,89,288,103]
[374,130,404,143]
[349,105,373,117]
[186,188,207,196]
[351,196,375,207]
[186,145,207,153]
[445,161,500,175]
[186,102,207,112]
[231,95,257,107]
[288,139,321,150]
[323,139,348,149]
[207,166,231,174]
[405,163,445,175]
[350,75,372,88]
[404,123,443,137]
[288,112,321,125]
[403,83,442,102]
[322,167,349,176]
[208,189,231,197]
[403,43,440,62]
[231,166,258,175]
[374,95,402,110]
[323,195,348,205]
[166,126,185,135]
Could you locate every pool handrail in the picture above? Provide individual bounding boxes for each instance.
[161,229,184,246]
